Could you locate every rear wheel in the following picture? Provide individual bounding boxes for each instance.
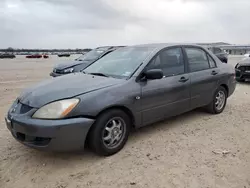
[88,109,131,156]
[206,86,227,114]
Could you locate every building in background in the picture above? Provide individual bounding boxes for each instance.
[196,42,250,55]
[197,42,250,55]
[218,45,250,55]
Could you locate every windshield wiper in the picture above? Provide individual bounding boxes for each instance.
[88,72,109,77]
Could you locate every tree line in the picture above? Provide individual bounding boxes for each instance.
[0,47,92,53]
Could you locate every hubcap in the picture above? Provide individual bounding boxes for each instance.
[215,91,226,111]
[102,117,126,149]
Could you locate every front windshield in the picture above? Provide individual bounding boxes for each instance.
[84,46,154,79]
[76,49,105,61]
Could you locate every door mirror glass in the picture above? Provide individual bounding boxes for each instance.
[144,69,163,80]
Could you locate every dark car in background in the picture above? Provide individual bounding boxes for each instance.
[6,44,236,156]
[58,53,71,57]
[235,58,250,82]
[26,54,42,58]
[43,54,49,59]
[50,46,124,77]
[26,54,49,59]
[0,53,16,59]
[207,47,228,63]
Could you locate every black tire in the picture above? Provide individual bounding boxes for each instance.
[206,86,228,114]
[88,109,131,156]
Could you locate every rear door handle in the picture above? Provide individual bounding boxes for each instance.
[211,70,218,75]
[179,77,189,83]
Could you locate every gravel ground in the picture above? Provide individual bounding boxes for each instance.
[0,55,250,188]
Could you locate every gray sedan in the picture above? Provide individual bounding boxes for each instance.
[5,44,236,156]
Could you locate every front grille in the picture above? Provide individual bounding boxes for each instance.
[20,103,33,114]
[239,66,250,71]
[54,69,64,74]
[10,102,33,114]
[242,75,250,79]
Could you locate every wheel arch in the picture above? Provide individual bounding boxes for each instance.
[96,105,135,128]
[220,84,229,97]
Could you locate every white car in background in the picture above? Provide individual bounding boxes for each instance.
[241,53,250,60]
[244,53,250,58]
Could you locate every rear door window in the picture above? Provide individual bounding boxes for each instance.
[185,48,210,72]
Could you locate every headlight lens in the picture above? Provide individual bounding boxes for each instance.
[32,98,79,119]
[64,68,74,73]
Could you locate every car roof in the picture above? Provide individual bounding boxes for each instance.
[238,58,250,65]
[200,45,222,49]
[96,46,126,51]
[130,43,206,51]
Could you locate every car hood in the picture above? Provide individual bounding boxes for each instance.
[55,60,92,70]
[238,58,250,66]
[19,73,124,108]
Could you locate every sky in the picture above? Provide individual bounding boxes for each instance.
[1,0,250,48]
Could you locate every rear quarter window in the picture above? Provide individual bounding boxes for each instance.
[207,55,216,68]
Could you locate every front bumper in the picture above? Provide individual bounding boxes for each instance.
[5,114,94,152]
[235,69,250,80]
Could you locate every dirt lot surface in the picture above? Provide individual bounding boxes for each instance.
[0,56,250,188]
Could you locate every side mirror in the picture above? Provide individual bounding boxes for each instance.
[144,69,163,80]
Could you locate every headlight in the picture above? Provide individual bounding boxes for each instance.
[63,68,74,73]
[32,98,79,119]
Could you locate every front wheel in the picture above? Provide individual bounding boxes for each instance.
[88,109,131,156]
[206,86,227,114]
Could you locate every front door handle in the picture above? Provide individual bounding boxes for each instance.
[211,70,218,75]
[179,77,189,83]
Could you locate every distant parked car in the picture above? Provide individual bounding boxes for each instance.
[207,47,228,63]
[58,53,71,57]
[50,46,124,77]
[243,53,250,58]
[43,54,49,59]
[26,54,42,58]
[235,58,250,82]
[6,44,236,156]
[0,54,16,59]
